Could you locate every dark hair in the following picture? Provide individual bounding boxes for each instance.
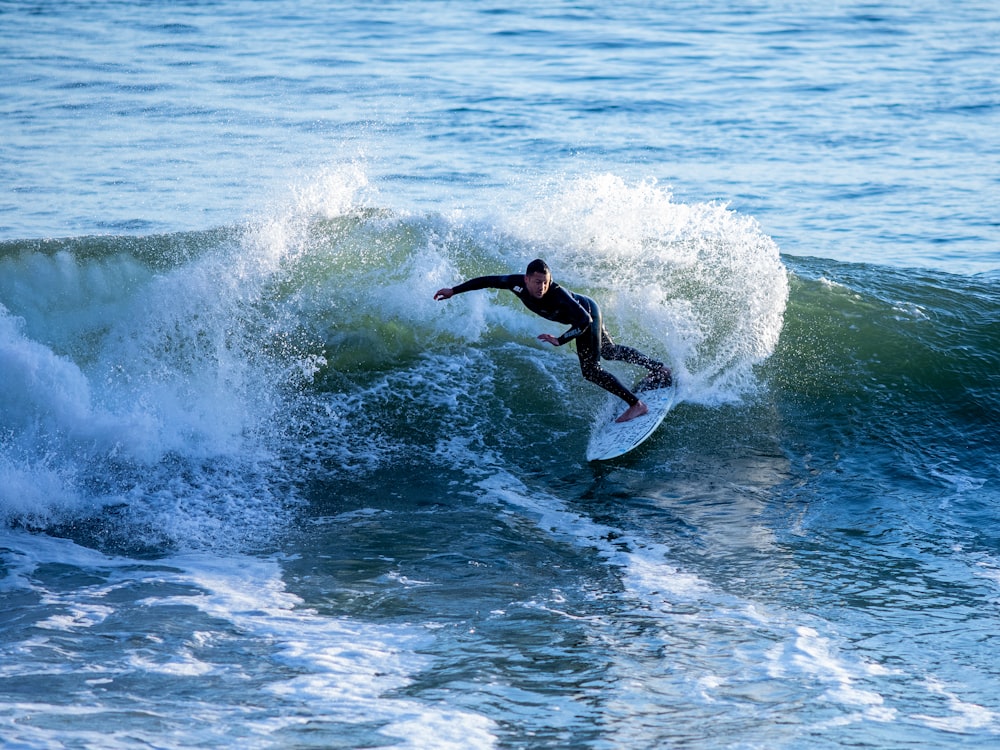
[526,258,550,276]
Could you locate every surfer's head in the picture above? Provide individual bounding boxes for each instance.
[524,259,551,299]
[526,258,550,276]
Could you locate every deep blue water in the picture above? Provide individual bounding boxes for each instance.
[2,2,999,748]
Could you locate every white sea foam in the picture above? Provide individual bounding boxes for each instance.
[472,467,946,737]
[914,678,1000,733]
[0,195,331,539]
[35,603,114,631]
[0,303,157,523]
[142,553,498,747]
[0,530,497,748]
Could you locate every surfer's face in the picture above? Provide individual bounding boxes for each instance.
[525,271,551,299]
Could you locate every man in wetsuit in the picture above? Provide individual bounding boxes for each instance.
[434,259,672,423]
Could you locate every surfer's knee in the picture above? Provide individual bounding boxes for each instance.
[581,363,614,392]
[579,357,600,379]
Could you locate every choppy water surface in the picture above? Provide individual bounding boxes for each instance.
[2,1,999,748]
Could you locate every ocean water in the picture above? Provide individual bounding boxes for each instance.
[1,1,999,748]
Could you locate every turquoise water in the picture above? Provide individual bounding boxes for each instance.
[2,2,999,748]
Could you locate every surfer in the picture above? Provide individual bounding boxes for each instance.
[434,259,672,423]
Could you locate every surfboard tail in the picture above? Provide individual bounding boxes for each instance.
[586,384,677,461]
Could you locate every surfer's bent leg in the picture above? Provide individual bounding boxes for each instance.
[599,336,663,371]
[593,317,673,387]
[574,296,639,406]
[599,332,673,386]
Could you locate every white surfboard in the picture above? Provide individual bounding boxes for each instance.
[586,383,677,461]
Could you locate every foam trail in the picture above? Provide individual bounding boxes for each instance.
[473,466,999,740]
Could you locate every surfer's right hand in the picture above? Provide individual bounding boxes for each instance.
[434,288,454,301]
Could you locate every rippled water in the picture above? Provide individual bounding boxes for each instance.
[2,2,999,748]
[4,1,998,270]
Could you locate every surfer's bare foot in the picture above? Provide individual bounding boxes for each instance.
[616,400,648,423]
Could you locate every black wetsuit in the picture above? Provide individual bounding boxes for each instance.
[450,274,665,406]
